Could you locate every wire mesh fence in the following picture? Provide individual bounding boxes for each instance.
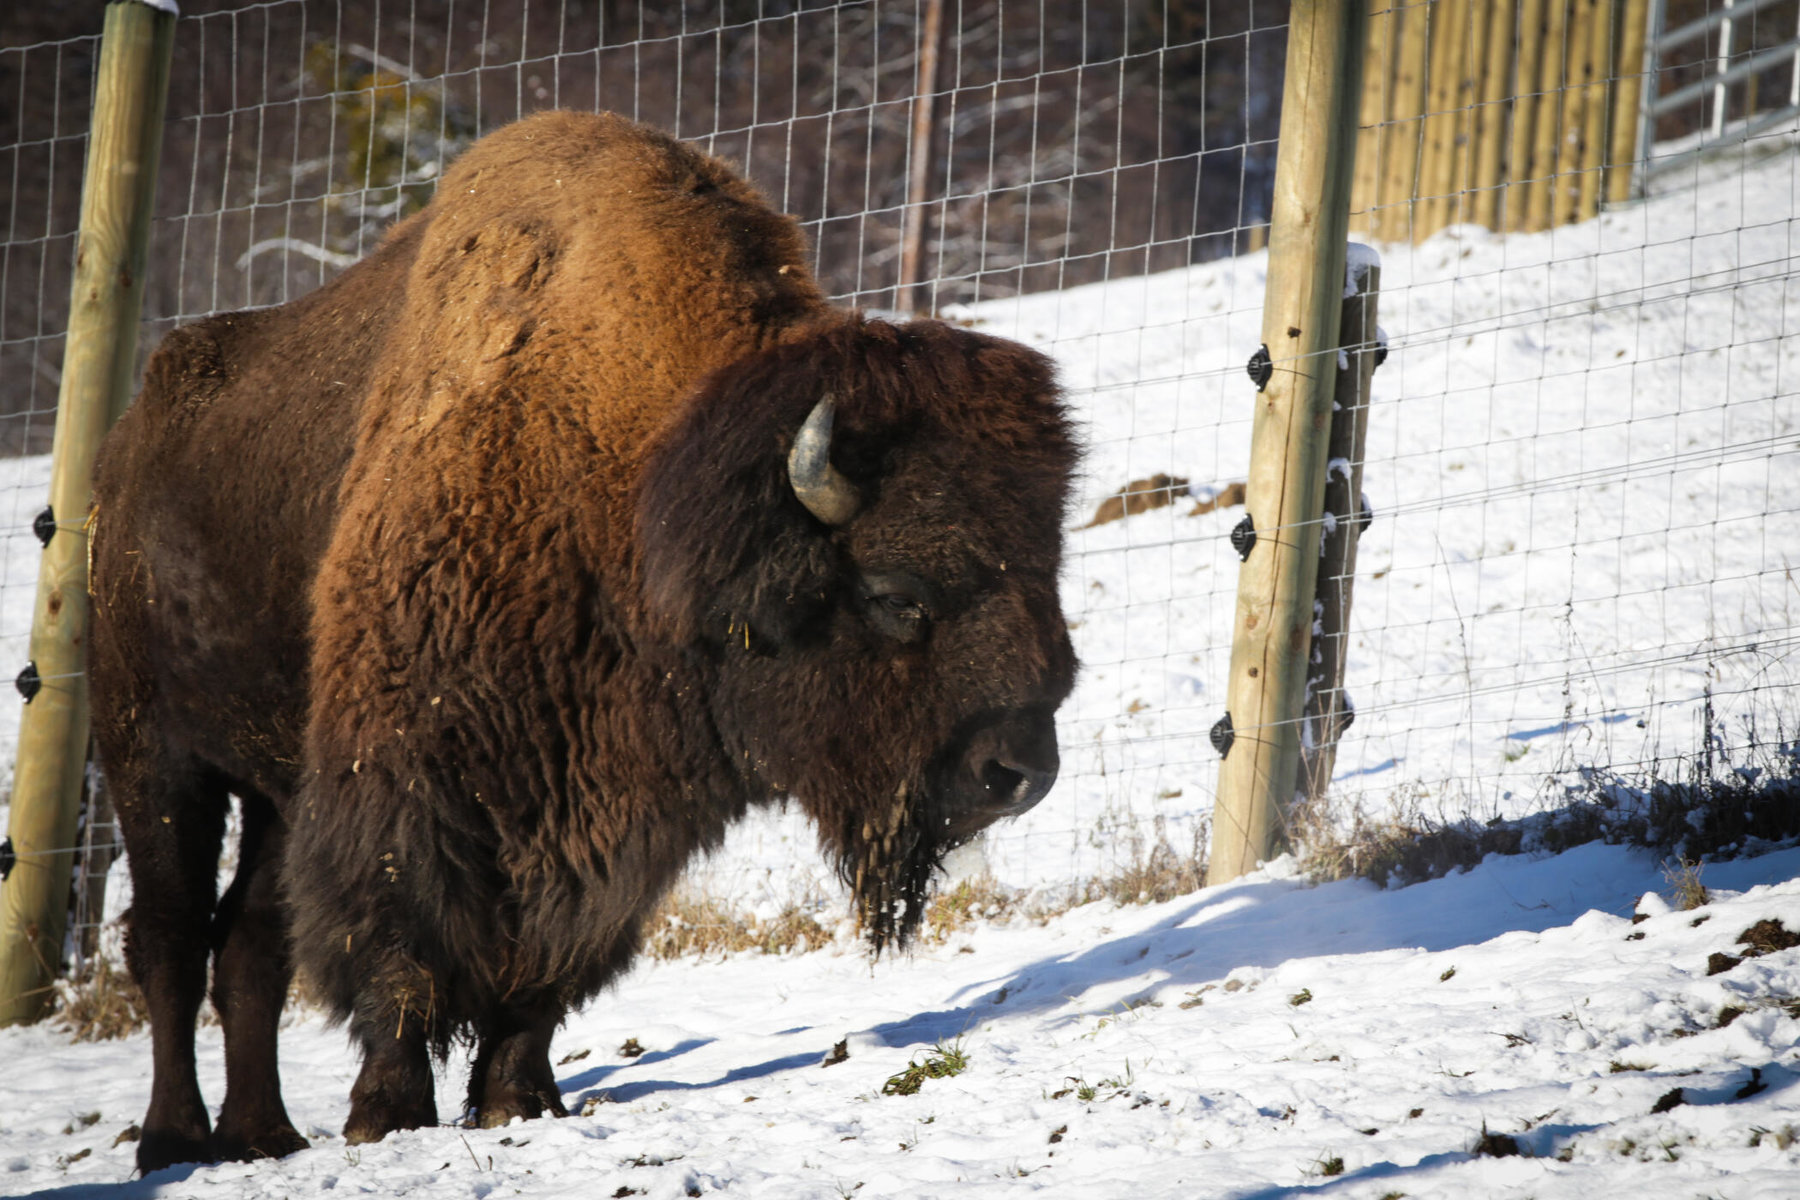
[1,0,1796,980]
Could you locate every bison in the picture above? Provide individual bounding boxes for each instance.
[90,110,1076,1173]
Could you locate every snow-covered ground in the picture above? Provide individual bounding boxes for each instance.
[0,118,1795,1197]
[7,843,1800,1198]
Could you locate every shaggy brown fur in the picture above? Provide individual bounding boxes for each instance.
[91,111,1076,1171]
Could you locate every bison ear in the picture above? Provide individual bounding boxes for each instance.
[635,376,841,649]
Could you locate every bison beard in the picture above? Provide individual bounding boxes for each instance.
[91,110,1075,1172]
[845,782,936,954]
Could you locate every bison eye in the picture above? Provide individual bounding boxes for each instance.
[859,571,933,644]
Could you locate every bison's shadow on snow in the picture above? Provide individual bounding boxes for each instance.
[863,841,1698,1053]
[543,843,1676,1106]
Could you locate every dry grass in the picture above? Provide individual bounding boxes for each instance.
[921,874,1024,942]
[53,956,149,1042]
[1075,828,1207,907]
[640,891,834,960]
[646,827,1213,963]
[1298,735,1800,890]
[1664,858,1710,911]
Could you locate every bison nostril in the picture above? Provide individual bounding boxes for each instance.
[980,757,1056,812]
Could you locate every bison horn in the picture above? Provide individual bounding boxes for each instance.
[787,394,861,526]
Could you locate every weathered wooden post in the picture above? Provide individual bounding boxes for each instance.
[1210,0,1367,885]
[1300,251,1382,813]
[0,0,175,1025]
[897,0,946,315]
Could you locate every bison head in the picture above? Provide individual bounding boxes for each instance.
[636,317,1077,950]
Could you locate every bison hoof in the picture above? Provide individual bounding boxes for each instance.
[209,1122,309,1163]
[475,1087,568,1129]
[342,1098,437,1146]
[137,1128,214,1175]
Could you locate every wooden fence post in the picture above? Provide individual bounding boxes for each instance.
[1210,0,1367,885]
[1300,251,1382,814]
[898,0,946,315]
[0,0,175,1026]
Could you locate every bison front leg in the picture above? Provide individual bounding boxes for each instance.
[467,993,569,1128]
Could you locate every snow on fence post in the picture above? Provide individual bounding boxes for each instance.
[1299,249,1382,817]
[1209,0,1367,886]
[0,0,175,1026]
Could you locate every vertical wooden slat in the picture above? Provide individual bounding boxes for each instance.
[1418,0,1471,240]
[1508,0,1551,229]
[1524,0,1571,231]
[1350,3,1397,237]
[1381,1,1432,242]
[1608,0,1653,203]
[1558,0,1596,225]
[1571,0,1613,222]
[1470,0,1519,230]
[1448,0,1482,230]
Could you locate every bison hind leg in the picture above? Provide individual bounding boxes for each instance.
[110,750,231,1174]
[467,993,569,1128]
[207,789,308,1163]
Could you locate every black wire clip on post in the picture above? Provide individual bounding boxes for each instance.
[1247,345,1272,392]
[1210,712,1235,759]
[1229,516,1257,561]
[32,506,54,548]
[15,661,40,704]
[0,836,14,881]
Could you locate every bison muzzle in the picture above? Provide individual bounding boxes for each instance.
[90,110,1076,1173]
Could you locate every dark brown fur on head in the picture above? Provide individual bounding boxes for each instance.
[638,318,1078,950]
